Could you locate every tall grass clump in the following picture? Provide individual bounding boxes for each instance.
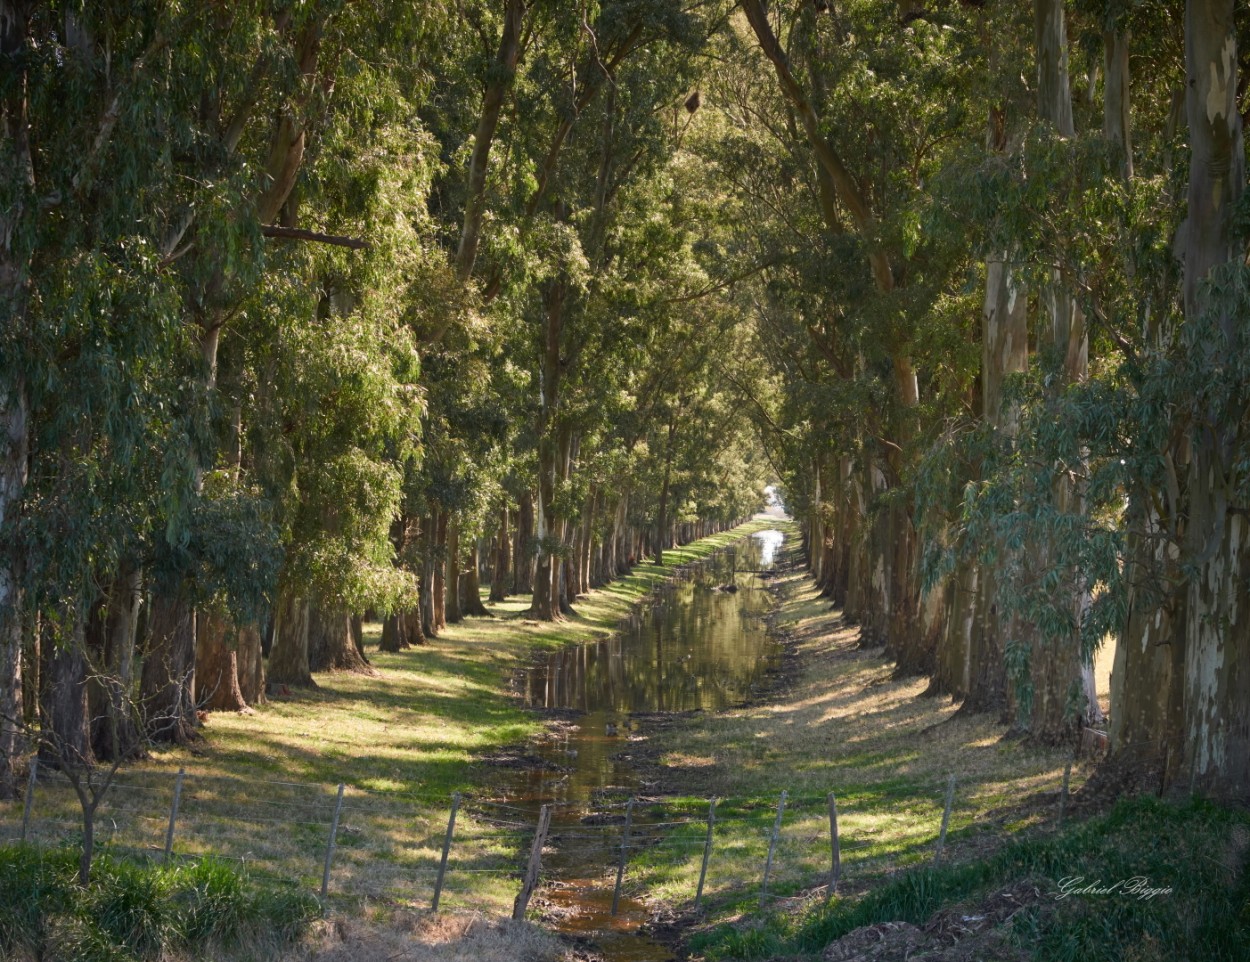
[0,844,319,961]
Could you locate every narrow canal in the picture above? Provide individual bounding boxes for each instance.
[491,527,786,961]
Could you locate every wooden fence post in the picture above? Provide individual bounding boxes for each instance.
[20,759,37,841]
[935,774,956,863]
[163,768,186,861]
[760,790,788,907]
[320,784,346,898]
[431,792,462,911]
[827,792,840,899]
[610,797,636,915]
[695,798,717,909]
[513,803,552,920]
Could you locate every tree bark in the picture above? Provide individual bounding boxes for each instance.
[267,588,314,688]
[0,0,33,800]
[141,594,199,742]
[196,611,248,712]
[41,618,95,770]
[1176,0,1249,799]
[490,505,511,602]
[461,539,491,616]
[308,604,371,673]
[433,510,448,631]
[453,0,525,283]
[514,492,534,594]
[236,622,266,706]
[445,515,462,623]
[420,513,437,638]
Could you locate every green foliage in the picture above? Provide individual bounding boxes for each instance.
[0,845,318,962]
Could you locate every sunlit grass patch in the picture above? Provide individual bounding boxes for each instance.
[2,521,773,917]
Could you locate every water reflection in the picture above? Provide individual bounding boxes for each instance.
[522,529,783,716]
[494,530,786,960]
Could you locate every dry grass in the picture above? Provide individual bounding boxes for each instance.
[283,912,572,962]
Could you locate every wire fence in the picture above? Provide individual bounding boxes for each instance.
[0,761,1076,916]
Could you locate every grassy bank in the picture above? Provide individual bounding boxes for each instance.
[691,794,1250,962]
[2,520,776,915]
[623,524,1078,920]
[610,527,1248,962]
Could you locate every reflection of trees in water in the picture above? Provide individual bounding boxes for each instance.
[525,536,783,714]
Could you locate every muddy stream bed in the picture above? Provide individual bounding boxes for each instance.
[486,528,786,961]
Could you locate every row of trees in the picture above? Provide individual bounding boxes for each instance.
[0,0,770,798]
[719,0,1247,800]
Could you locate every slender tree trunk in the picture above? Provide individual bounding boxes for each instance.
[490,506,511,602]
[514,492,534,595]
[462,539,491,616]
[0,0,34,801]
[445,516,462,623]
[434,511,449,631]
[421,513,437,638]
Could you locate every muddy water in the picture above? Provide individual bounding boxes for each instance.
[492,529,785,961]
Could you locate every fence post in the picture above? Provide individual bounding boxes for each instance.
[431,792,462,912]
[610,797,636,916]
[760,790,788,907]
[163,768,186,861]
[695,798,717,909]
[20,758,38,841]
[1058,758,1073,825]
[935,774,956,863]
[320,784,346,898]
[827,792,840,899]
[513,803,552,920]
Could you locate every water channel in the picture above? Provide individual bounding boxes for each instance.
[490,527,786,961]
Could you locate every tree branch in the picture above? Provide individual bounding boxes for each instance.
[260,225,369,250]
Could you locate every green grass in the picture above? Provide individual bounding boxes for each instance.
[2,520,776,915]
[615,524,1084,919]
[689,795,1250,962]
[0,843,319,962]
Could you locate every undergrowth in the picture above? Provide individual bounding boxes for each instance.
[689,795,1250,962]
[0,844,318,962]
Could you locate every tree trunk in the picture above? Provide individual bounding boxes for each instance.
[40,618,94,770]
[490,505,511,602]
[451,0,525,284]
[433,511,448,632]
[308,604,371,673]
[421,513,437,638]
[0,0,33,802]
[236,623,266,706]
[462,539,491,616]
[267,589,314,688]
[140,594,199,742]
[196,611,248,712]
[445,515,462,623]
[1016,0,1089,743]
[514,492,534,594]
[1175,0,1249,799]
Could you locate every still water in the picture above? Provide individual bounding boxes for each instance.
[492,529,785,961]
